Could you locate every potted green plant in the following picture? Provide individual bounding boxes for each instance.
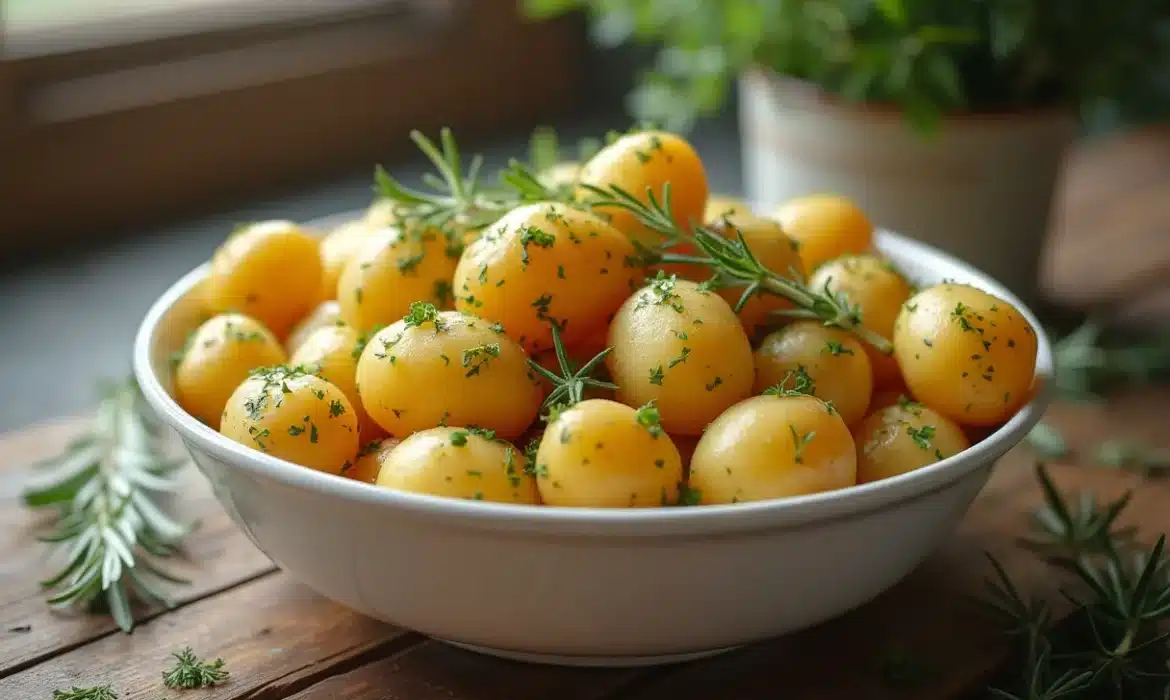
[521,0,1170,299]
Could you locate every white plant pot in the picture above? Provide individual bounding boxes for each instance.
[738,69,1078,301]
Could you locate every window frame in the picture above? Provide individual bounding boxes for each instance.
[0,0,585,258]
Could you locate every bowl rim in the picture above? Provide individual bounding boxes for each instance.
[133,220,1054,538]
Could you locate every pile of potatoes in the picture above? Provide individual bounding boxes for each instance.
[171,129,1039,508]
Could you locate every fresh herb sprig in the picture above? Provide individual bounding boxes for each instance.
[579,182,893,353]
[162,647,230,689]
[525,322,618,418]
[21,378,193,633]
[983,463,1170,699]
[51,686,118,700]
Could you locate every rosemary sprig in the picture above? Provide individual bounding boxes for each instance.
[21,377,193,633]
[51,686,118,700]
[984,463,1170,698]
[578,182,893,354]
[162,647,230,689]
[525,322,617,418]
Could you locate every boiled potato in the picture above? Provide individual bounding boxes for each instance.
[577,130,708,251]
[355,304,541,439]
[707,211,806,336]
[770,195,873,272]
[337,225,460,332]
[809,254,913,388]
[689,394,856,504]
[754,320,873,427]
[534,399,683,507]
[286,301,344,357]
[453,202,640,354]
[319,220,376,303]
[289,324,385,441]
[607,275,754,435]
[173,313,286,428]
[344,437,401,484]
[220,366,359,474]
[893,283,1038,426]
[203,220,324,339]
[376,427,538,504]
[703,194,751,222]
[854,400,970,483]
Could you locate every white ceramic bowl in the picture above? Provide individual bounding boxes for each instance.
[133,223,1053,667]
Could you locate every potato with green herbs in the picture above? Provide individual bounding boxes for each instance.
[753,320,873,428]
[707,210,806,336]
[286,301,343,356]
[289,323,385,441]
[770,195,873,272]
[689,394,857,504]
[203,220,324,338]
[376,427,538,504]
[337,226,459,332]
[893,283,1038,426]
[607,275,754,436]
[808,254,913,388]
[174,313,287,428]
[345,437,400,484]
[318,219,376,303]
[703,194,751,222]
[220,366,359,474]
[355,304,541,439]
[534,399,683,507]
[853,399,970,484]
[453,202,640,355]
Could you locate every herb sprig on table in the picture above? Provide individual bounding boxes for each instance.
[21,378,193,633]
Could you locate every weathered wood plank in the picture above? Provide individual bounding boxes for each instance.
[0,418,276,677]
[0,573,423,699]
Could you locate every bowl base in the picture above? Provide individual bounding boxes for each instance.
[437,639,742,667]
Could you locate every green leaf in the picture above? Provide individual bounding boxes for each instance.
[875,0,907,27]
[923,53,964,106]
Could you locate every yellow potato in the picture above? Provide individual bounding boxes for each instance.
[344,437,401,484]
[689,394,857,504]
[808,254,913,388]
[703,194,751,222]
[707,210,806,336]
[289,324,385,442]
[220,366,360,474]
[754,320,874,427]
[355,305,541,439]
[203,220,324,339]
[173,313,287,428]
[854,400,970,484]
[337,226,460,332]
[893,283,1038,426]
[534,399,684,507]
[607,276,754,436]
[376,427,539,504]
[770,195,873,272]
[319,219,377,303]
[286,301,344,357]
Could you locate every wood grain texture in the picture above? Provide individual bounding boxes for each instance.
[1,391,1169,698]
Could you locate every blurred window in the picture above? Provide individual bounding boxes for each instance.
[0,0,583,257]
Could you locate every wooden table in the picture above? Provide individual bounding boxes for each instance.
[1,389,1169,699]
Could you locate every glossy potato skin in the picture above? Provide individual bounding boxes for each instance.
[174,313,287,428]
[337,226,459,332]
[376,427,538,504]
[703,194,751,222]
[534,399,683,507]
[220,368,360,474]
[286,301,343,357]
[854,401,970,484]
[365,199,398,228]
[753,320,874,427]
[808,254,913,388]
[319,220,376,303]
[290,324,386,442]
[893,283,1038,426]
[689,394,857,504]
[607,277,754,436]
[770,195,873,272]
[203,220,324,339]
[453,202,640,354]
[708,211,806,336]
[345,437,400,484]
[355,309,541,439]
[577,131,709,251]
